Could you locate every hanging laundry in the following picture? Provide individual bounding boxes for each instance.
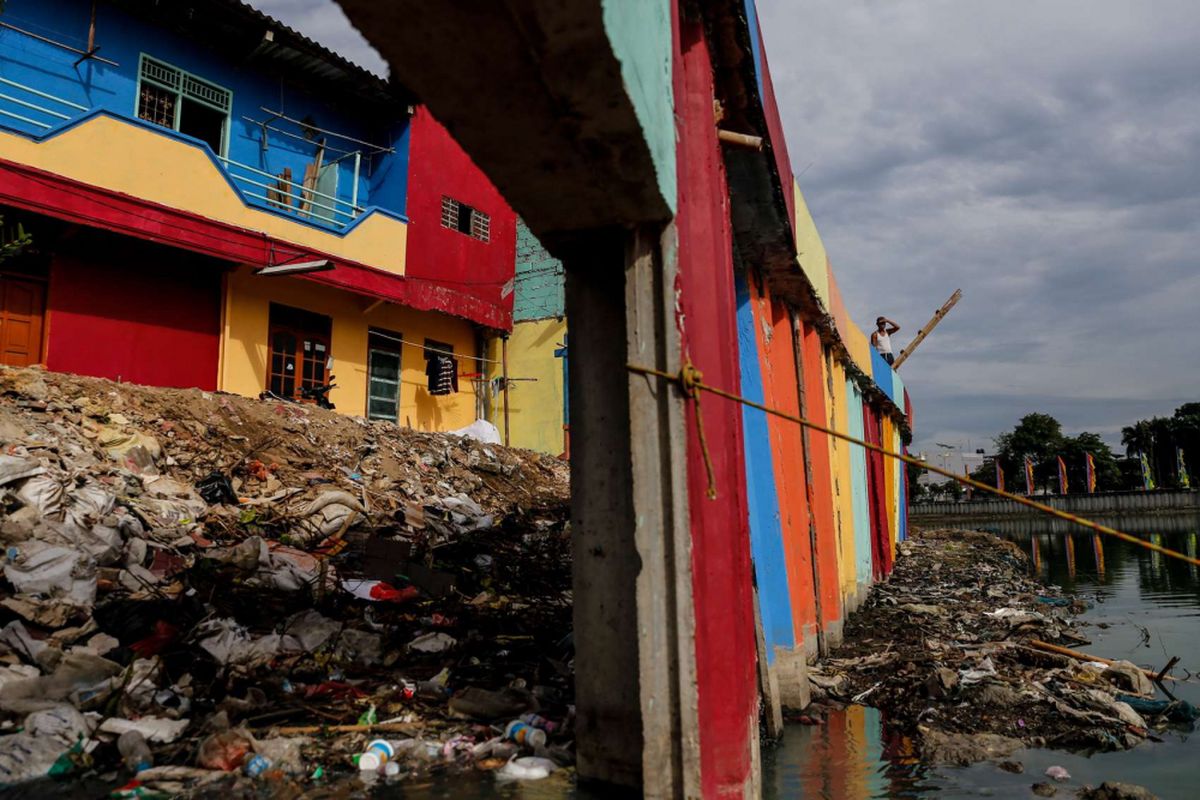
[426,355,458,395]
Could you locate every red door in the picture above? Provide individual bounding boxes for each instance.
[0,276,45,367]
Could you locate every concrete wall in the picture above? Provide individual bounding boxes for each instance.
[912,490,1200,519]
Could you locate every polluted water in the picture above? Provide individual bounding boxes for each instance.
[765,521,1200,800]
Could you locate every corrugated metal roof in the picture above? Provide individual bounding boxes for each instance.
[111,0,409,109]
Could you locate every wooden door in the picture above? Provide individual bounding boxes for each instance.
[0,277,45,367]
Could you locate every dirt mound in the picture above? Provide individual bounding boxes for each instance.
[0,366,574,794]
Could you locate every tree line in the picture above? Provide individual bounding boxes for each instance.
[916,404,1197,500]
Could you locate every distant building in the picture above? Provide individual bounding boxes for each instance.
[0,0,515,432]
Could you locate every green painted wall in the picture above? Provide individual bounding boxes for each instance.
[513,220,565,321]
[602,0,676,212]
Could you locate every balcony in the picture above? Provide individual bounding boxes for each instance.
[0,76,369,234]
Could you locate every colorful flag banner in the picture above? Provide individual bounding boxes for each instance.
[1140,452,1156,491]
[1085,452,1097,493]
[1057,455,1068,495]
[1024,456,1035,495]
[1178,447,1191,490]
[995,460,1005,493]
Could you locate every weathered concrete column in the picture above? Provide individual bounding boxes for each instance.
[561,225,699,797]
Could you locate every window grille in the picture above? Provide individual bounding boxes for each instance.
[440,196,490,243]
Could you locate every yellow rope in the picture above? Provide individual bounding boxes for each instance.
[627,362,1200,568]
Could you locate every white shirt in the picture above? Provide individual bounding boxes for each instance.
[873,330,892,354]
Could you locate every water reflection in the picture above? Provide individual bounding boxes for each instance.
[764,705,932,799]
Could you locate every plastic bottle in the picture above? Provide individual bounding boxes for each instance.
[357,739,394,771]
[243,753,271,777]
[117,730,153,773]
[518,713,560,733]
[504,720,547,749]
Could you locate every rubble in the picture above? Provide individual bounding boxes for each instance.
[806,528,1191,768]
[0,366,573,793]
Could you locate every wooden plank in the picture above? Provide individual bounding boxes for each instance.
[893,289,961,369]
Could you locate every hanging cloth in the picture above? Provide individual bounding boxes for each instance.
[426,355,458,395]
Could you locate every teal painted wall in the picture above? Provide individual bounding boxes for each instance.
[847,379,873,590]
[601,0,676,213]
[513,220,564,322]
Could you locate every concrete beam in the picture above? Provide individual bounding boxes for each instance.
[336,0,672,238]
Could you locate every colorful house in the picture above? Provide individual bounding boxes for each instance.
[485,221,568,455]
[0,0,515,432]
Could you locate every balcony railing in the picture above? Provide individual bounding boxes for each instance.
[0,76,365,231]
[0,75,87,131]
[217,157,364,230]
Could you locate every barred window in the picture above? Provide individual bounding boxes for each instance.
[440,196,490,243]
[136,55,232,157]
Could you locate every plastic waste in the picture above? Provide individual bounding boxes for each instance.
[519,712,560,733]
[243,753,272,777]
[1045,765,1071,782]
[118,730,153,773]
[448,419,502,445]
[408,632,456,653]
[101,716,190,744]
[357,739,393,771]
[496,755,557,781]
[197,729,253,771]
[504,720,547,748]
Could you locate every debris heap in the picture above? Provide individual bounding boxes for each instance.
[807,528,1195,767]
[0,366,573,794]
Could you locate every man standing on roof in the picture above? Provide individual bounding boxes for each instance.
[871,316,900,365]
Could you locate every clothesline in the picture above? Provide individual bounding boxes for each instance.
[367,330,502,364]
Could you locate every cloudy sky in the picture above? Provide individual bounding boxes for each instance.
[260,1,1195,457]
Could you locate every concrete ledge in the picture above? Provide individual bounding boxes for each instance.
[773,645,810,710]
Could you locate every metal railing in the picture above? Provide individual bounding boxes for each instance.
[0,75,365,230]
[217,157,364,229]
[0,75,87,131]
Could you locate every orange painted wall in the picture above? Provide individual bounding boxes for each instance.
[748,278,819,645]
[800,320,843,630]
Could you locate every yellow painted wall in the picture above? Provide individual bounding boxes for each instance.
[485,318,567,455]
[793,179,829,308]
[221,266,479,430]
[881,414,897,559]
[844,322,874,377]
[0,116,407,274]
[827,357,857,604]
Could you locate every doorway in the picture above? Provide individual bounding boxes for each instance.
[0,275,45,367]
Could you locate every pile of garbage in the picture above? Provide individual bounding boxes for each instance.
[806,528,1194,767]
[0,366,574,795]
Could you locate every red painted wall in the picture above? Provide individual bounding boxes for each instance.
[0,158,511,330]
[405,108,516,329]
[675,11,757,797]
[46,236,221,390]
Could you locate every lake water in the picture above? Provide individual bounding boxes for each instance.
[764,520,1200,800]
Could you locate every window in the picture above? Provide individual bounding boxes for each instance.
[136,55,232,156]
[366,330,402,422]
[267,304,332,400]
[440,196,490,242]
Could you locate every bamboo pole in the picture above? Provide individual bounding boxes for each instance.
[1028,639,1175,681]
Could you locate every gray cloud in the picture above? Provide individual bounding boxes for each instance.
[249,1,1195,456]
[758,0,1200,456]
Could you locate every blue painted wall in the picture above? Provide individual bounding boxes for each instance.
[0,0,408,220]
[846,379,873,590]
[870,347,897,405]
[512,220,564,321]
[734,272,794,662]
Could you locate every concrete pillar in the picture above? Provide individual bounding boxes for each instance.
[563,225,700,797]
